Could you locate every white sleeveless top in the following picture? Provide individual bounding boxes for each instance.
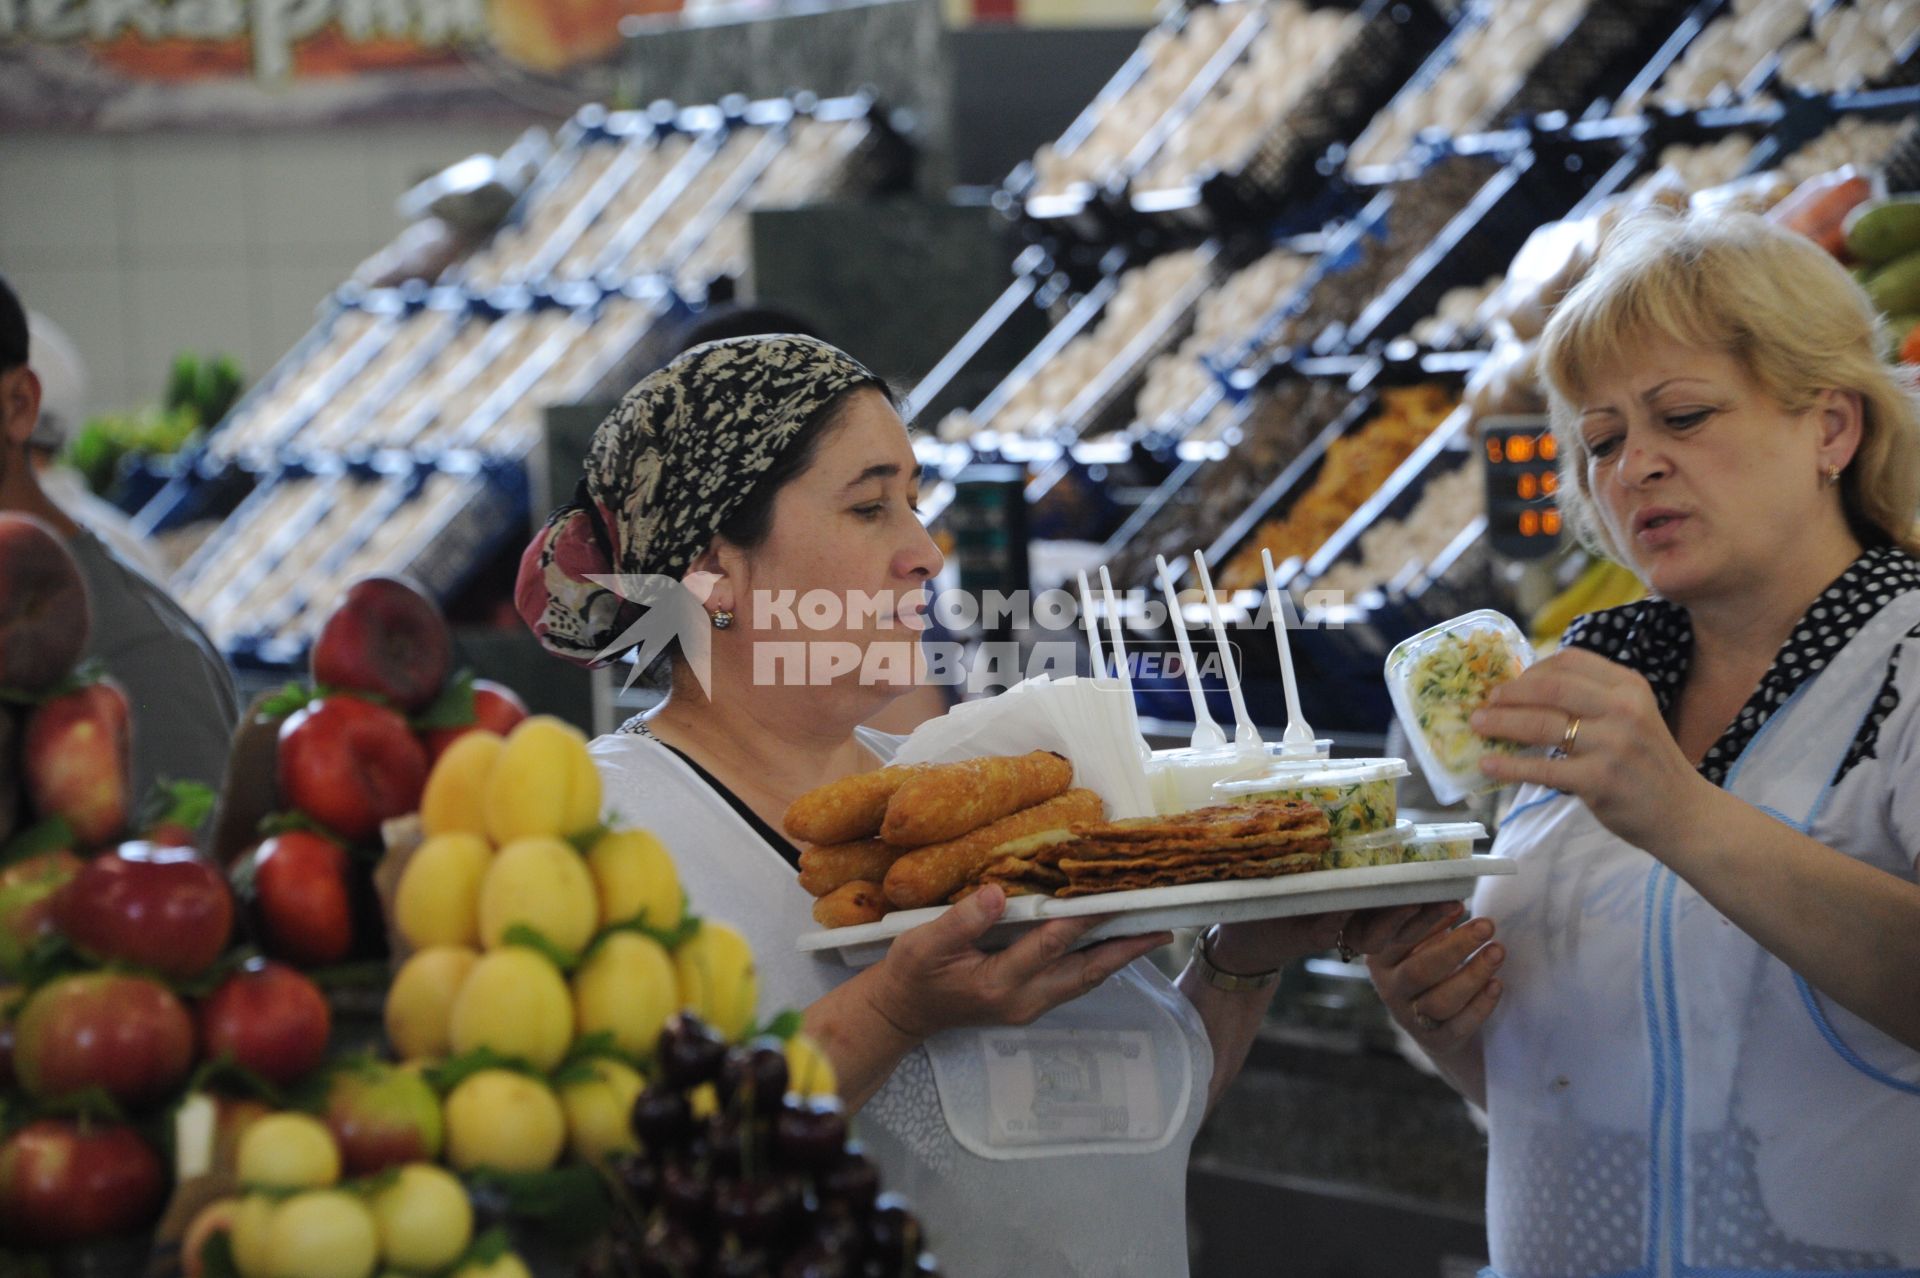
[590,730,1212,1277]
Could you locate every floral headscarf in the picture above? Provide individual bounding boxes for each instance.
[515,334,883,665]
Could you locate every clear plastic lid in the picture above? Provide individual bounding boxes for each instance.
[1384,608,1535,805]
[1408,822,1487,845]
[1212,757,1410,798]
[1330,819,1416,852]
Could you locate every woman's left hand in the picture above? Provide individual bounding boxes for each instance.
[1471,648,1715,853]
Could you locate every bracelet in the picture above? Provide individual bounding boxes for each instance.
[1192,926,1282,993]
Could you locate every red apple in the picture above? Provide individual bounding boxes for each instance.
[311,576,453,712]
[0,1119,167,1246]
[0,513,89,695]
[24,679,132,848]
[323,1062,445,1176]
[53,842,234,980]
[249,831,354,967]
[13,971,195,1107]
[277,696,427,841]
[0,849,82,978]
[421,679,531,760]
[198,959,330,1088]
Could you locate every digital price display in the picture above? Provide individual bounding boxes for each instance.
[1482,416,1562,560]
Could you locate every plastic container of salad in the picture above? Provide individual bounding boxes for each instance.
[1385,609,1535,804]
[1405,821,1486,862]
[1325,820,1414,869]
[1212,758,1409,839]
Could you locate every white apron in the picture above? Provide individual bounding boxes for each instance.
[590,730,1210,1277]
[1474,590,1920,1278]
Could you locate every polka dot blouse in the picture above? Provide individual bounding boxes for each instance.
[1561,544,1920,788]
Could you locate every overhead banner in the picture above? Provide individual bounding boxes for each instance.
[0,0,682,128]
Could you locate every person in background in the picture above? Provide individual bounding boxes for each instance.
[0,273,238,800]
[1364,211,1920,1271]
[23,311,173,583]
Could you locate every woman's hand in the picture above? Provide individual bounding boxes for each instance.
[1361,902,1502,1100]
[1207,910,1350,975]
[1471,648,1716,853]
[865,885,1171,1041]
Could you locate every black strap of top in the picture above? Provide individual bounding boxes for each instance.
[657,741,800,870]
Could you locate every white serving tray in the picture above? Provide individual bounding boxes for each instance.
[797,855,1517,967]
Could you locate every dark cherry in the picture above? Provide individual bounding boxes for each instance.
[704,1114,747,1179]
[662,1159,715,1232]
[633,1089,697,1155]
[721,1041,791,1115]
[616,1151,664,1209]
[819,1151,880,1214]
[780,1246,853,1278]
[659,1013,730,1089]
[635,1221,706,1278]
[774,1101,848,1172]
[809,1214,865,1262]
[714,1176,799,1247]
[864,1197,922,1269]
[706,1245,772,1278]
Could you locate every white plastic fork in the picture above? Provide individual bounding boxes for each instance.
[1191,551,1265,759]
[1261,548,1319,758]
[1155,554,1228,751]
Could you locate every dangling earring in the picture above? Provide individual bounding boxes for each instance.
[711,609,734,630]
[1825,464,1842,487]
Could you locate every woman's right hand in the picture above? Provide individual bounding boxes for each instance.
[1355,902,1505,1063]
[865,884,1170,1040]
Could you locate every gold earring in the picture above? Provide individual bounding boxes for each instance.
[1825,464,1842,487]
[711,609,734,630]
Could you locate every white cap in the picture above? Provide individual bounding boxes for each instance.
[26,312,88,451]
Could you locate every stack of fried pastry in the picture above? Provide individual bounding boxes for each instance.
[974,800,1330,899]
[785,751,1102,928]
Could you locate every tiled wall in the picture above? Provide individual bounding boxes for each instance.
[0,123,537,419]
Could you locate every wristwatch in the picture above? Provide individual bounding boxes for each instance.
[1192,926,1282,993]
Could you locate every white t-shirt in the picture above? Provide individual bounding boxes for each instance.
[590,730,1212,1278]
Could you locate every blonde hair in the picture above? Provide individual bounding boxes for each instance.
[1539,208,1920,561]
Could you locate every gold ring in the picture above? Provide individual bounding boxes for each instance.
[1413,1007,1441,1033]
[1561,714,1582,755]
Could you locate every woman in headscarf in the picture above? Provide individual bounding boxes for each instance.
[519,335,1429,1276]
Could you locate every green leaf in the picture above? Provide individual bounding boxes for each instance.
[503,924,582,974]
[423,1047,546,1095]
[184,1052,289,1108]
[461,1226,513,1267]
[465,1166,611,1246]
[255,682,316,721]
[138,778,217,838]
[582,910,700,961]
[552,1031,638,1088]
[305,959,393,991]
[196,1229,243,1278]
[32,1086,128,1127]
[411,669,478,731]
[755,1009,804,1042]
[257,810,348,844]
[9,931,89,991]
[0,816,75,871]
[563,823,610,858]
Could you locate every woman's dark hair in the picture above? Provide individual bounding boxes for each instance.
[713,380,899,551]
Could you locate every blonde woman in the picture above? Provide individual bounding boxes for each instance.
[1359,211,1920,1272]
